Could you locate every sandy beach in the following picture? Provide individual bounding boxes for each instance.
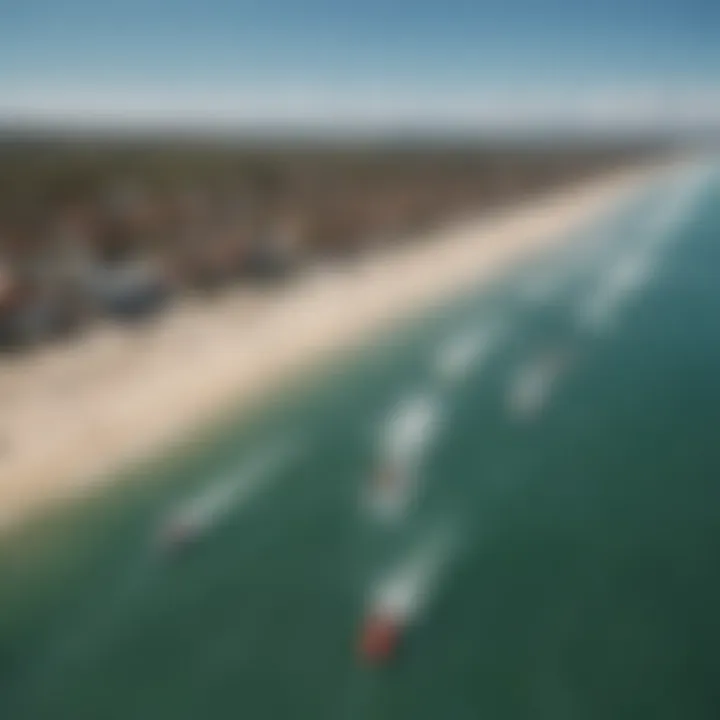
[0,167,659,533]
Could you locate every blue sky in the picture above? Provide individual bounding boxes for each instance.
[1,0,719,130]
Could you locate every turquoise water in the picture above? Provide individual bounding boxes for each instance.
[2,165,720,719]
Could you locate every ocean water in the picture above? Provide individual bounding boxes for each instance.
[2,164,720,719]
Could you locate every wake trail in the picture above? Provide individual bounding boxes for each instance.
[363,392,444,522]
[506,347,575,422]
[434,321,506,385]
[154,433,307,551]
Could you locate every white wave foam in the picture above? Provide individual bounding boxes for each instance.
[435,322,504,383]
[577,247,655,332]
[381,393,441,468]
[506,348,572,421]
[574,169,707,334]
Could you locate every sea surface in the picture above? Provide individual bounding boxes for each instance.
[2,163,720,719]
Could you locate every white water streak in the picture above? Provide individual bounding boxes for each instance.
[370,521,460,620]
[577,167,711,332]
[365,393,443,521]
[507,349,572,421]
[435,321,505,384]
[162,434,305,535]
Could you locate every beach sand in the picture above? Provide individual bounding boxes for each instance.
[0,167,659,532]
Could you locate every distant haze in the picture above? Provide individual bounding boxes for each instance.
[2,0,719,139]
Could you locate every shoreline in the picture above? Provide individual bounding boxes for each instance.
[0,165,662,533]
